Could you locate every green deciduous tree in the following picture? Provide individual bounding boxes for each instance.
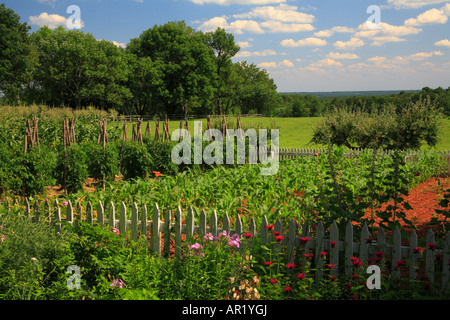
[29,27,131,110]
[129,21,215,116]
[0,4,34,105]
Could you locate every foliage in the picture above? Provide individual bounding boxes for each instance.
[55,144,89,194]
[86,143,120,183]
[311,98,443,150]
[121,141,153,180]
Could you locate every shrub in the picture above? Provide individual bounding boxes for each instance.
[55,145,89,193]
[120,141,153,180]
[86,143,120,183]
[311,97,443,150]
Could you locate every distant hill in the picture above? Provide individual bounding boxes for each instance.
[280,90,421,98]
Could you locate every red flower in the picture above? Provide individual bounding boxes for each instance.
[304,253,314,259]
[375,251,384,257]
[274,231,281,236]
[326,264,335,270]
[330,241,337,249]
[416,172,420,177]
[320,251,327,257]
[396,260,405,267]
[314,152,319,157]
[351,257,362,267]
[269,278,277,285]
[427,243,437,251]
[296,273,306,279]
[275,235,284,242]
[330,276,337,281]
[286,262,295,269]
[243,232,253,239]
[299,237,310,245]
[266,224,274,231]
[284,286,293,292]
[264,261,273,267]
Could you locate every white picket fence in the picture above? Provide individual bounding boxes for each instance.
[251,147,450,175]
[4,198,450,290]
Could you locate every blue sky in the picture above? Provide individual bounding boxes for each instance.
[3,0,450,92]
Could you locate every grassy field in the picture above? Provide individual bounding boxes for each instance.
[136,116,450,150]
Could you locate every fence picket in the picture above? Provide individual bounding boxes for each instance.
[151,203,161,255]
[392,227,401,279]
[119,202,126,234]
[287,218,296,264]
[163,207,171,258]
[108,202,115,230]
[314,222,324,281]
[425,229,436,283]
[131,202,138,242]
[359,222,370,263]
[199,209,207,236]
[141,204,147,241]
[175,206,182,259]
[86,201,93,225]
[97,201,104,227]
[443,232,450,290]
[330,220,339,277]
[345,220,353,276]
[409,229,418,282]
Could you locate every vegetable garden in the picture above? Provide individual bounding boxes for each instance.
[0,106,449,300]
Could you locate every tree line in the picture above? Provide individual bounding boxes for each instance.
[1,4,448,117]
[0,4,278,116]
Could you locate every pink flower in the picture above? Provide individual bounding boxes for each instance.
[203,232,214,241]
[112,228,120,236]
[0,235,5,243]
[110,279,126,288]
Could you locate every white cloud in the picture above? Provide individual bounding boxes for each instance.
[29,12,68,29]
[333,37,365,50]
[112,41,127,49]
[36,0,57,6]
[314,30,334,37]
[393,51,444,62]
[257,59,294,68]
[353,21,422,46]
[280,37,327,47]
[260,20,314,33]
[236,41,252,49]
[386,0,450,9]
[435,39,450,47]
[331,26,355,33]
[197,16,229,32]
[310,58,343,68]
[404,5,449,26]
[233,4,315,23]
[228,20,265,34]
[190,0,286,5]
[235,49,277,58]
[327,52,360,59]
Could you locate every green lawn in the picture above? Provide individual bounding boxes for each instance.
[132,116,450,151]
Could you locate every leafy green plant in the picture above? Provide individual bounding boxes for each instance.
[56,145,88,194]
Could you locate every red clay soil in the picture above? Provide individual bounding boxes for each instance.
[362,177,450,239]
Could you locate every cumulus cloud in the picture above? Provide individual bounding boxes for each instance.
[333,37,365,50]
[198,4,315,34]
[435,38,450,46]
[257,59,294,68]
[235,49,277,58]
[236,41,252,49]
[260,20,314,33]
[314,30,334,37]
[327,52,360,59]
[29,12,71,29]
[386,0,450,9]
[404,4,450,26]
[233,4,315,23]
[190,0,286,4]
[112,41,127,49]
[280,37,327,47]
[353,21,422,46]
